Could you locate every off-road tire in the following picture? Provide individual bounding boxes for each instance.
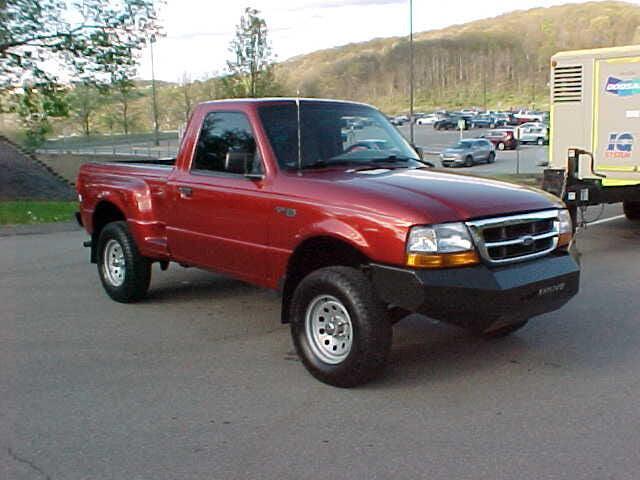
[290,266,392,387]
[97,221,151,303]
[623,201,640,221]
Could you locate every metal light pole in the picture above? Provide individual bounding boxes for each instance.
[409,0,415,145]
[150,36,160,147]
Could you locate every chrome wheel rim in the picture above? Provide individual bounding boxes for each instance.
[103,239,125,287]
[305,295,353,365]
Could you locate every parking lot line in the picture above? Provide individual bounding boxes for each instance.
[587,214,626,226]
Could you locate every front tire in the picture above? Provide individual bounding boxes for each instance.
[290,266,392,387]
[97,221,151,303]
[624,200,640,220]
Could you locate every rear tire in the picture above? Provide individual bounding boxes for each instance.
[290,266,392,387]
[497,142,505,151]
[537,137,545,146]
[623,200,640,220]
[487,152,496,163]
[97,221,151,303]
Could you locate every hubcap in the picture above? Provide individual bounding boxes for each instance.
[304,295,353,364]
[103,239,125,287]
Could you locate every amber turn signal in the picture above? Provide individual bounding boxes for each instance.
[558,232,572,248]
[406,250,480,269]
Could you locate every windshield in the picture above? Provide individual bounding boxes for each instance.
[453,141,473,149]
[258,101,420,170]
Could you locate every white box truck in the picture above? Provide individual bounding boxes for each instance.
[542,45,640,221]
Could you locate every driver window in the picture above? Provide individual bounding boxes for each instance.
[193,112,262,174]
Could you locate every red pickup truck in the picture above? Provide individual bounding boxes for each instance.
[77,98,580,387]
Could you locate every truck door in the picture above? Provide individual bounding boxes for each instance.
[594,56,640,185]
[166,110,272,285]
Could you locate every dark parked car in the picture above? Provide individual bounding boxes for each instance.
[434,116,469,130]
[440,139,496,167]
[471,115,508,129]
[485,129,518,150]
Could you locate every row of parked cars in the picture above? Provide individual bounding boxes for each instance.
[391,109,549,130]
[438,122,549,168]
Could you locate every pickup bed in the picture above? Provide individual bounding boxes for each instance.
[77,98,580,387]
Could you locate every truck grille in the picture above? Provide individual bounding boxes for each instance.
[552,65,582,103]
[466,210,560,265]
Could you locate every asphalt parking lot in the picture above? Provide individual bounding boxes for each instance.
[398,124,547,175]
[2,208,639,480]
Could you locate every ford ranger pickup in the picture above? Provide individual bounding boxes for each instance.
[76,98,580,387]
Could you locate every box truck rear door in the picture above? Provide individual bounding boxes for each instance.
[595,56,640,186]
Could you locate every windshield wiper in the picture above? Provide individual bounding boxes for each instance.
[301,159,353,170]
[369,155,419,164]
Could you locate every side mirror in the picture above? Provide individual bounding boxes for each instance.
[225,152,264,180]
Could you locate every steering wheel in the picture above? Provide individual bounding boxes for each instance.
[345,142,375,153]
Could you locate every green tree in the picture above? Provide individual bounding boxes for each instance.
[224,7,278,98]
[67,83,105,137]
[0,0,161,88]
[1,0,160,142]
[110,76,143,135]
[15,86,52,148]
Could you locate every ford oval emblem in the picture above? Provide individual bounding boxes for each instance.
[521,235,535,247]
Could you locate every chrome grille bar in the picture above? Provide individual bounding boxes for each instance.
[466,209,560,266]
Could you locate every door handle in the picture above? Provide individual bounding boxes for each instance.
[178,186,193,198]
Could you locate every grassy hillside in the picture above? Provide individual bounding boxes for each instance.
[276,1,640,112]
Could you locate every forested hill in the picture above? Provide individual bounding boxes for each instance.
[276,1,640,112]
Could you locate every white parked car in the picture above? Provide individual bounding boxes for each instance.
[416,114,440,125]
[517,125,549,145]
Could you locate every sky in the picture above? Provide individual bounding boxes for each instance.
[137,0,603,82]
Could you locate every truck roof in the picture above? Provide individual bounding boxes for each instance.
[552,44,640,61]
[199,97,375,108]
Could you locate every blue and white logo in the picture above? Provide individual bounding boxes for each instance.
[605,76,640,96]
[606,132,634,159]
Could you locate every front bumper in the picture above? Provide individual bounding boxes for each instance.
[441,157,464,167]
[370,251,580,331]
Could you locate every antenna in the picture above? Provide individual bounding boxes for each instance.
[296,90,302,174]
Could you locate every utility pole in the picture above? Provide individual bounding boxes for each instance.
[409,0,415,145]
[150,35,160,147]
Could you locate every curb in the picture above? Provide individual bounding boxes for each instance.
[0,221,81,237]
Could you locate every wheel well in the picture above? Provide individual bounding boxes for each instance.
[280,237,369,324]
[90,201,125,262]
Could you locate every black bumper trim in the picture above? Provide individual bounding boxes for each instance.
[370,252,580,330]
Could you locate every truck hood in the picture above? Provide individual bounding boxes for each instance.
[297,167,563,223]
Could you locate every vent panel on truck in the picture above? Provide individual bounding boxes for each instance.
[553,65,583,103]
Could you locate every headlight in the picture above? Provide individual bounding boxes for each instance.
[557,209,573,248]
[406,223,479,268]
